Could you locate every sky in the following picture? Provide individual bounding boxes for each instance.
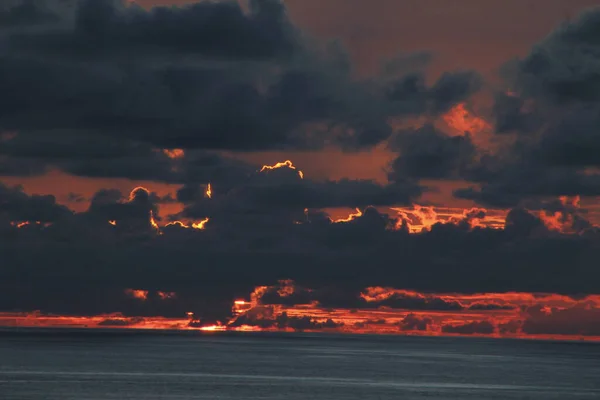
[2,0,600,340]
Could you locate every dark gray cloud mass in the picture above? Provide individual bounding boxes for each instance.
[388,124,476,180]
[0,0,482,184]
[2,184,600,322]
[459,7,600,207]
[2,1,600,323]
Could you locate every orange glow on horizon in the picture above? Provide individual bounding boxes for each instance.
[3,284,600,342]
[260,160,304,179]
[4,287,600,342]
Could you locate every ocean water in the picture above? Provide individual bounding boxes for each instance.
[0,330,599,399]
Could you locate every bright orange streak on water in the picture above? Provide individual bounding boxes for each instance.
[206,183,212,199]
[260,160,304,179]
[108,220,116,226]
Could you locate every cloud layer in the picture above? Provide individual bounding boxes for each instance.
[2,1,600,339]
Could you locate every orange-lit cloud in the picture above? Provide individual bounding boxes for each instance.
[391,205,507,232]
[442,103,491,136]
[260,160,304,179]
[162,148,185,159]
[538,196,583,234]
[331,207,363,223]
[5,285,599,342]
[157,292,175,301]
[165,217,209,230]
[125,289,149,301]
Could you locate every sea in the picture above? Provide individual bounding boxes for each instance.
[0,329,599,399]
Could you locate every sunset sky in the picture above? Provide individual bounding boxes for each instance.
[2,0,600,341]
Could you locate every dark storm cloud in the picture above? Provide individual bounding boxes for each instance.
[465,166,600,208]
[0,182,72,222]
[502,7,600,106]
[177,165,422,224]
[492,91,541,134]
[454,157,600,208]
[534,106,600,167]
[521,304,600,336]
[12,0,297,60]
[4,2,600,325]
[3,200,600,321]
[449,7,600,207]
[0,131,260,185]
[0,0,60,27]
[388,124,476,180]
[81,186,162,230]
[0,131,181,181]
[0,0,484,172]
[0,156,48,177]
[384,70,482,116]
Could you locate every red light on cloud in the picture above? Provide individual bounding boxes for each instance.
[163,149,185,159]
[125,289,149,301]
[443,103,490,136]
[157,291,176,300]
[3,288,600,341]
[391,205,507,232]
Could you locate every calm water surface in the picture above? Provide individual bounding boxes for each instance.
[0,329,599,399]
